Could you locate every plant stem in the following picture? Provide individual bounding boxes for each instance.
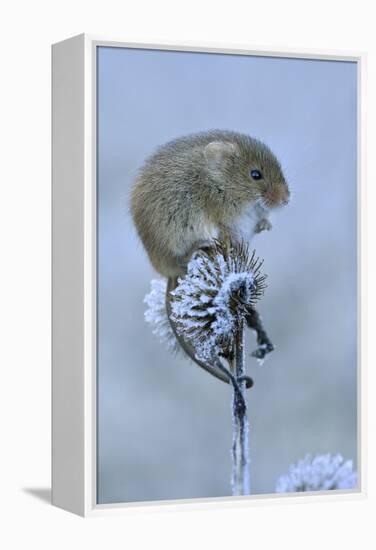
[231,316,250,496]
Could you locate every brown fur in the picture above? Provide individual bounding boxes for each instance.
[131,130,289,278]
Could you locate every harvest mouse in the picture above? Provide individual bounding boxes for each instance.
[131,130,290,387]
[131,129,289,278]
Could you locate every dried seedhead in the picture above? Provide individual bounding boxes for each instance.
[169,240,267,361]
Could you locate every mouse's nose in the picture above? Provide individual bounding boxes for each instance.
[265,184,290,208]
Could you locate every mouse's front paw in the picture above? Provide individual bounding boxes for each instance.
[255,218,272,234]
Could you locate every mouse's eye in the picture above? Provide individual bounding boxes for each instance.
[250,169,263,181]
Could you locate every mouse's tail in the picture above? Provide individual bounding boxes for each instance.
[166,276,253,389]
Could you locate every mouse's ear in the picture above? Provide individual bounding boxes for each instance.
[204,141,238,170]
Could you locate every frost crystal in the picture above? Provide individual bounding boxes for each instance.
[144,279,180,354]
[169,242,266,361]
[276,454,357,493]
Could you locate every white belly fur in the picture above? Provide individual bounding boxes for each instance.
[231,202,270,242]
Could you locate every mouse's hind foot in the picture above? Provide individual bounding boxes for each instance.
[245,306,274,361]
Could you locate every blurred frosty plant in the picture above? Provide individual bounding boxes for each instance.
[144,278,179,354]
[276,454,357,493]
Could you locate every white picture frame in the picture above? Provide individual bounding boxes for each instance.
[52,33,366,517]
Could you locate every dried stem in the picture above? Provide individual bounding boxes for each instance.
[231,316,250,496]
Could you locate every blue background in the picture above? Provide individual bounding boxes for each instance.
[97,46,357,503]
